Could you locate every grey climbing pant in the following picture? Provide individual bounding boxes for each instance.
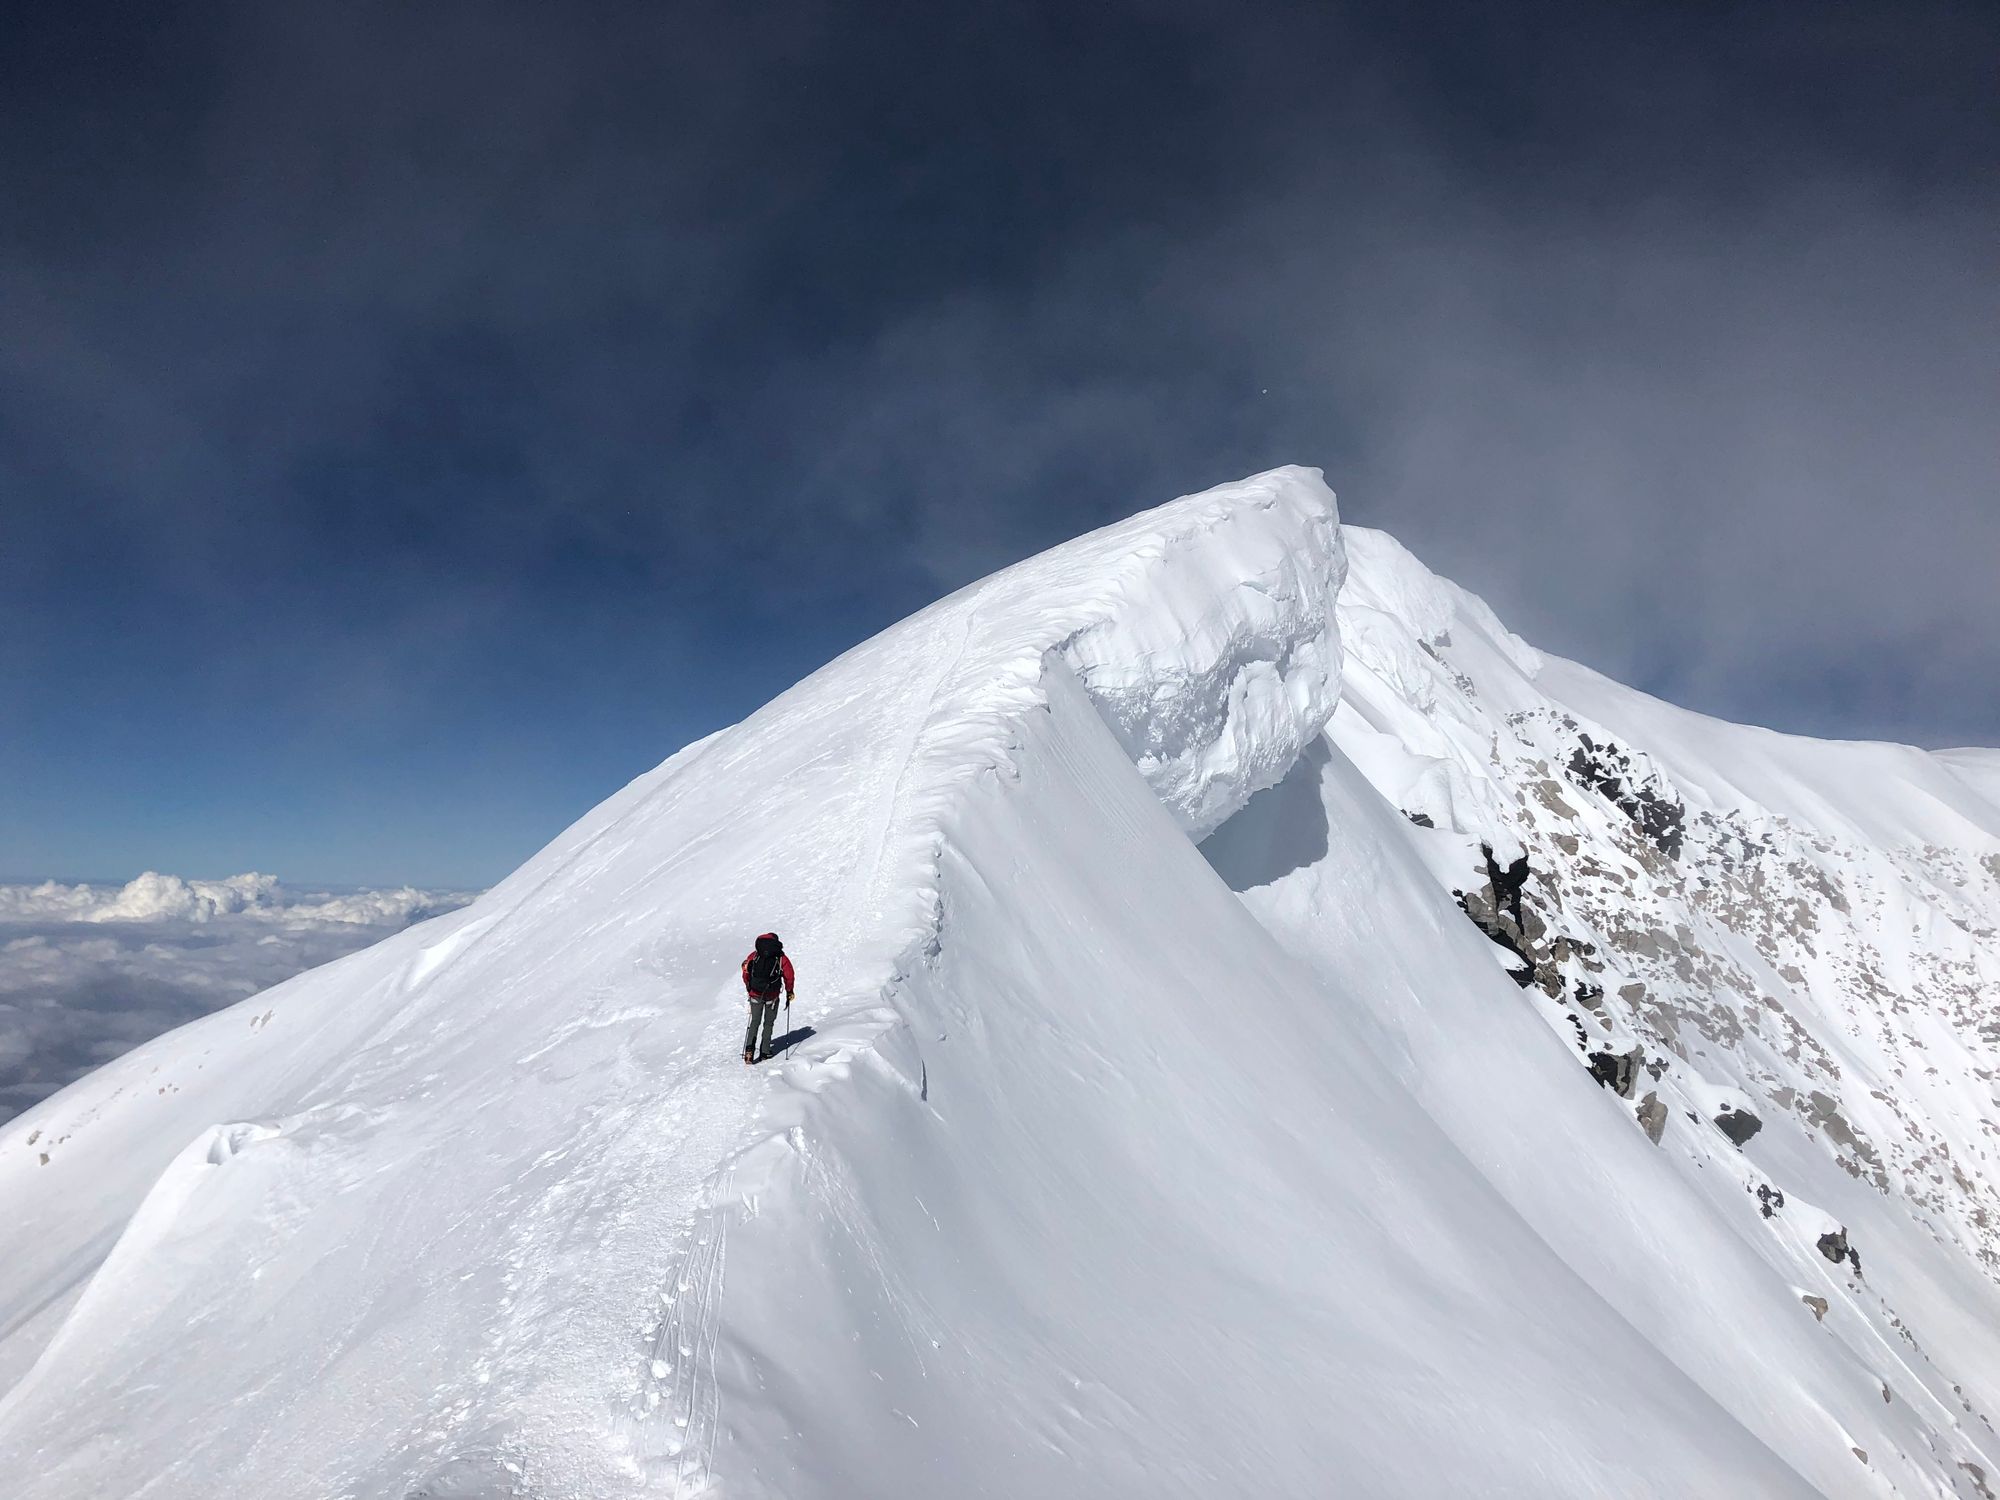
[744,996,780,1057]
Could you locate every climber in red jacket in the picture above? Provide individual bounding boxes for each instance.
[740,932,795,1063]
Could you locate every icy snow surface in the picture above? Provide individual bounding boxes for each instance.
[1,468,1996,1497]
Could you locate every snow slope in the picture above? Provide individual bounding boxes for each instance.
[2,469,1995,1498]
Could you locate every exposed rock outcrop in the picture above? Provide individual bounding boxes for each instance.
[1587,1045,1644,1098]
[1457,844,1537,987]
[1714,1107,1763,1148]
[1565,733,1686,859]
[1635,1091,1668,1144]
[1818,1227,1864,1276]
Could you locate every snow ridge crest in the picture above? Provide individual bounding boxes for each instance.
[950,464,1347,840]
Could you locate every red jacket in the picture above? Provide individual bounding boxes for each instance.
[741,943,795,999]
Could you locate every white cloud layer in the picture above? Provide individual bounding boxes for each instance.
[0,873,476,1122]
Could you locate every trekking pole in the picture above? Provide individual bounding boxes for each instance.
[785,993,795,1060]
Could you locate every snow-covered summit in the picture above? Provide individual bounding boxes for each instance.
[2,469,1996,1498]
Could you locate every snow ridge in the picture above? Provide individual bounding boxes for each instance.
[0,469,1994,1497]
[0,468,1347,1498]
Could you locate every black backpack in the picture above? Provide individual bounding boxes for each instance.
[747,934,784,993]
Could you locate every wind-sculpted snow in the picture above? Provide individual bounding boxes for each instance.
[1055,497,1343,838]
[1,470,1993,1497]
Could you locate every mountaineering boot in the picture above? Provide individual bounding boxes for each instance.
[743,1048,755,1065]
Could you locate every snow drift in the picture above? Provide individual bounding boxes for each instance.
[1,468,1995,1498]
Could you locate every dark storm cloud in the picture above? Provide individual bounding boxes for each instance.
[751,2,2000,744]
[1197,178,1996,743]
[2,0,1994,884]
[4,4,798,570]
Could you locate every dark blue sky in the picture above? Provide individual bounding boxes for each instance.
[4,1,1994,887]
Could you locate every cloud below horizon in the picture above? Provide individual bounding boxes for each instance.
[0,873,476,1123]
